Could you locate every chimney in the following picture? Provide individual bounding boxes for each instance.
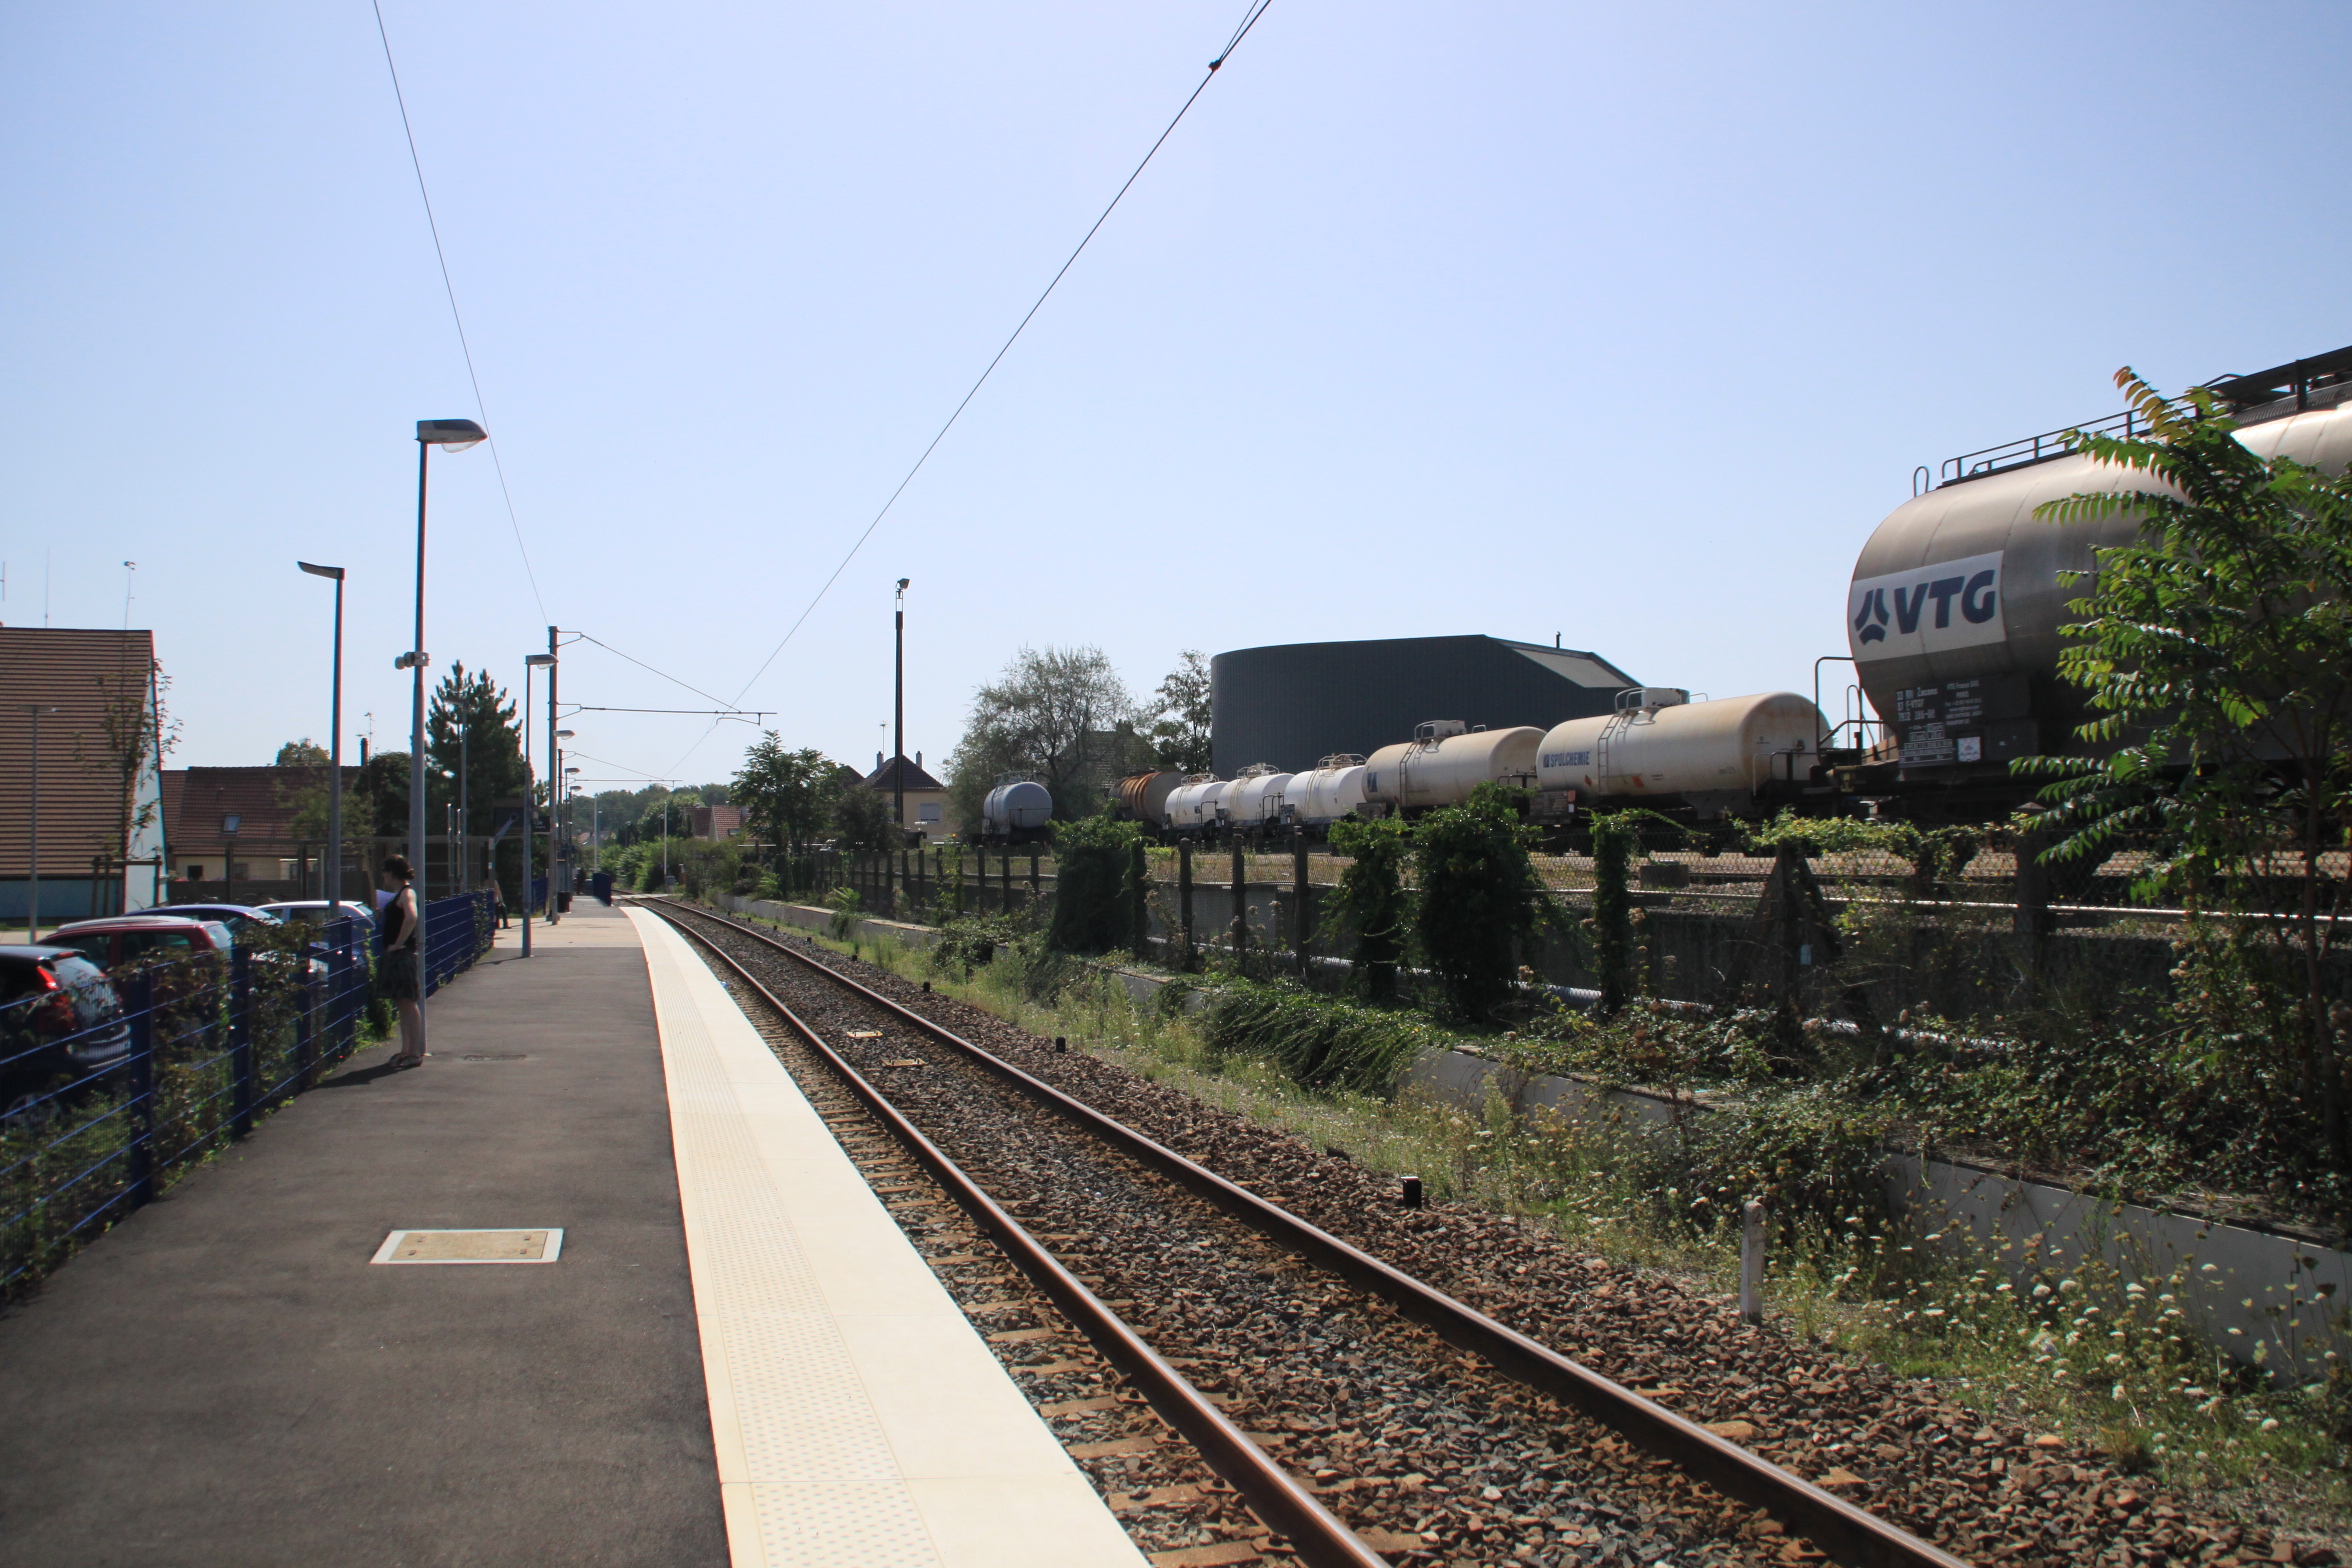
[876,751,884,773]
[915,751,921,768]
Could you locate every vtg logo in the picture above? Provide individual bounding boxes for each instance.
[1847,549,2006,661]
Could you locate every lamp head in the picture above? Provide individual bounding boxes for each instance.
[416,418,487,451]
[524,654,555,667]
[297,561,345,582]
[555,729,575,740]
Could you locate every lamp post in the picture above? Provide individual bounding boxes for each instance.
[554,734,576,918]
[222,814,241,905]
[22,705,59,943]
[893,577,910,844]
[296,562,346,909]
[522,653,556,954]
[409,417,486,927]
[458,715,470,895]
[544,627,560,918]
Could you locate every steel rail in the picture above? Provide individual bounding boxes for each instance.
[656,899,1974,1568]
[652,907,1392,1568]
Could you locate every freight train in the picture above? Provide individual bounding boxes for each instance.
[1117,345,2352,841]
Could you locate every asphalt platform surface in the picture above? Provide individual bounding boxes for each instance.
[0,899,726,1567]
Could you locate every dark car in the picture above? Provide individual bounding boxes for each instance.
[0,946,134,1121]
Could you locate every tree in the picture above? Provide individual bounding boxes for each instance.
[734,736,843,854]
[426,663,529,827]
[945,645,1136,831]
[1145,650,1214,773]
[833,780,896,851]
[1413,783,1547,1023]
[274,738,329,767]
[1046,811,1142,956]
[1324,815,1412,1003]
[2024,368,2352,1161]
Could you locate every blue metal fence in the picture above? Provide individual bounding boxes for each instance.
[1,891,498,1296]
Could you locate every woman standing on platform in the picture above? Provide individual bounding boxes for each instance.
[381,855,427,1068]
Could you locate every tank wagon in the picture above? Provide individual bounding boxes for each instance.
[979,780,1052,845]
[1220,765,1294,839]
[1162,775,1231,841]
[1840,345,2352,816]
[1115,771,1183,830]
[1536,690,1826,820]
[1362,722,1542,816]
[1282,755,1368,829]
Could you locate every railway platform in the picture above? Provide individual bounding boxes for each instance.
[0,897,1141,1568]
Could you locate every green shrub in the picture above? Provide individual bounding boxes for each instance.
[1324,815,1411,1002]
[1046,810,1141,956]
[1414,782,1549,1023]
[1199,980,1435,1096]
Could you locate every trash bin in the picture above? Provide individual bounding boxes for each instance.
[592,871,613,905]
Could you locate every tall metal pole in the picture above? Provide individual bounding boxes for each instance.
[410,439,431,935]
[520,662,536,957]
[458,717,470,895]
[327,573,343,909]
[546,626,560,923]
[893,580,907,842]
[24,706,46,944]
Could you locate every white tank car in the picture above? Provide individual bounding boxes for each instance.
[1848,383,2352,775]
[1536,691,1826,817]
[1221,766,1294,834]
[1283,755,1368,828]
[1362,722,1543,814]
[1162,776,1230,836]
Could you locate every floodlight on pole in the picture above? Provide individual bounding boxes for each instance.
[411,417,486,944]
[520,654,556,953]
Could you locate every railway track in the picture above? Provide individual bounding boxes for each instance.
[645,897,1972,1568]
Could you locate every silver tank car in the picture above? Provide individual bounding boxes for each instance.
[1220,766,1294,836]
[1162,775,1230,838]
[1283,755,1368,829]
[1537,690,1826,818]
[1849,387,2352,777]
[1362,721,1543,814]
[980,780,1052,842]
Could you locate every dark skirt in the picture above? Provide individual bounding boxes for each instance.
[382,947,420,1001]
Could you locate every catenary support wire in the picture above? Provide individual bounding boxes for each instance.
[370,0,550,623]
[726,0,1275,709]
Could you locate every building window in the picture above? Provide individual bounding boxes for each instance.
[186,864,204,881]
[916,802,942,823]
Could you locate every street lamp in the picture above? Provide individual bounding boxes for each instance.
[409,417,486,927]
[894,577,911,844]
[521,653,556,953]
[553,731,575,920]
[21,705,60,943]
[222,814,242,904]
[296,562,345,908]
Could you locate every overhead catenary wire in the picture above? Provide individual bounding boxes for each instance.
[571,633,750,715]
[724,0,1275,711]
[369,0,550,624]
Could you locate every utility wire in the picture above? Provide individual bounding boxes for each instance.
[727,0,1274,707]
[572,633,749,714]
[370,0,550,623]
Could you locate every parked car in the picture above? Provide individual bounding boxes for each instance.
[46,915,235,970]
[255,900,377,933]
[0,945,134,1121]
[145,903,286,941]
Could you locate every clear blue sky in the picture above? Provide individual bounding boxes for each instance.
[6,3,2347,788]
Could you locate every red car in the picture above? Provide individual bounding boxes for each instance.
[45,914,235,970]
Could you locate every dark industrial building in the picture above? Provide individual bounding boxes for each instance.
[1210,635,1640,776]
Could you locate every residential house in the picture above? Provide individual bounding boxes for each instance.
[865,753,949,842]
[162,764,358,900]
[689,804,746,841]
